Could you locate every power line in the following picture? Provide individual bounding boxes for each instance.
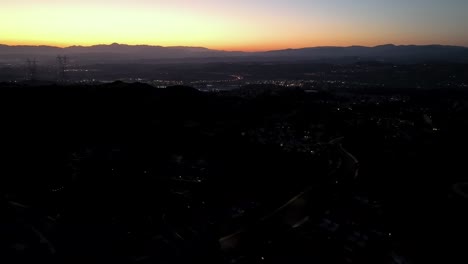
[26,58,37,81]
[56,55,68,82]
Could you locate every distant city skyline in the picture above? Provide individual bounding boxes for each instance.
[1,0,467,51]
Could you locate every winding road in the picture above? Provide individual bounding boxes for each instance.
[219,137,360,251]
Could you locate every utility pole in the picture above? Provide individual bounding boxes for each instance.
[56,55,68,82]
[26,58,37,81]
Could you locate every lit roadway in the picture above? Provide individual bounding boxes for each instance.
[219,137,360,251]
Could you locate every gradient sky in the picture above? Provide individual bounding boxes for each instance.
[1,0,467,51]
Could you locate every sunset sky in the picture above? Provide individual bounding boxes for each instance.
[1,0,467,51]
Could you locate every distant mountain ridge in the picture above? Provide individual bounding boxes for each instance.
[1,43,468,63]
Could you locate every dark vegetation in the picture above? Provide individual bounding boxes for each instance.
[0,82,467,263]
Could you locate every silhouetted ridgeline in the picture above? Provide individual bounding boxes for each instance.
[1,43,468,63]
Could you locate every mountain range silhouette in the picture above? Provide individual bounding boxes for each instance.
[1,43,468,63]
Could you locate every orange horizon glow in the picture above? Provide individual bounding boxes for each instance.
[1,0,467,52]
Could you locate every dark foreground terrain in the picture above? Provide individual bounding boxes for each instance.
[1,82,467,263]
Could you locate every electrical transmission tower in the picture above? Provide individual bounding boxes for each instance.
[26,58,37,81]
[56,55,68,82]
